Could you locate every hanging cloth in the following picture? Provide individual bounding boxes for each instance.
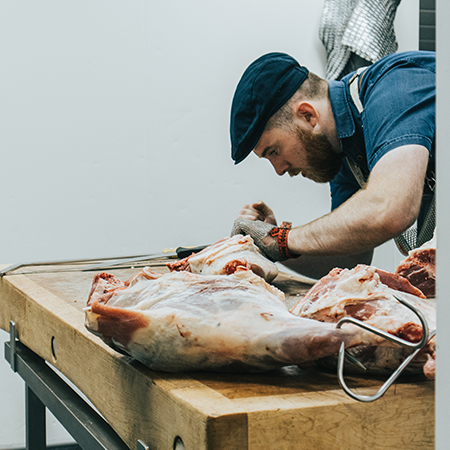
[320,0,402,80]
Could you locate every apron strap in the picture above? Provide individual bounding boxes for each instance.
[349,66,367,114]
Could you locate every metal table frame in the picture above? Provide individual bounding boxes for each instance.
[4,321,150,450]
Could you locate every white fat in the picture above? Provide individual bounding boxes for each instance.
[304,267,384,317]
[294,265,436,347]
[187,235,278,282]
[105,270,285,312]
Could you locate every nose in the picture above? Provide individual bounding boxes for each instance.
[271,160,289,176]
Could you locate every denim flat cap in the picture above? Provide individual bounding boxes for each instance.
[230,52,309,164]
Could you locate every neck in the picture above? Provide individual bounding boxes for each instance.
[315,98,342,153]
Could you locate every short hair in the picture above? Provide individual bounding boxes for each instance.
[265,72,328,131]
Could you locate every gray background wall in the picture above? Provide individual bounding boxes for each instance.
[436,0,449,448]
[0,1,421,447]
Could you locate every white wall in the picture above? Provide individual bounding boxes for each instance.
[0,1,419,447]
[435,0,450,447]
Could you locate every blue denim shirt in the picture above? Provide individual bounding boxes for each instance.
[328,51,435,230]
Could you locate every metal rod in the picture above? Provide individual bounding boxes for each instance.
[0,254,178,276]
[343,350,367,371]
[80,254,176,272]
[0,253,158,277]
[8,259,173,276]
[9,321,17,372]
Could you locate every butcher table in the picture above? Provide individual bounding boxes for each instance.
[0,262,435,450]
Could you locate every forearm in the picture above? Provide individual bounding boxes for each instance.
[288,189,396,256]
[288,146,428,256]
[281,249,373,280]
[232,147,428,264]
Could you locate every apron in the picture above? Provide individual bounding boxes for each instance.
[347,67,436,255]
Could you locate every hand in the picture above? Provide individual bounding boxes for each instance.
[237,201,277,225]
[231,218,292,262]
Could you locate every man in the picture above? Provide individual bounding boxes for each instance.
[230,51,435,280]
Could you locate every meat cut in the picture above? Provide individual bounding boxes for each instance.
[85,268,361,373]
[290,264,436,379]
[167,234,279,283]
[395,234,436,298]
[84,236,436,381]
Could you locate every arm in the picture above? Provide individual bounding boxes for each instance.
[288,145,430,256]
[232,145,429,277]
[232,210,374,278]
[280,250,373,280]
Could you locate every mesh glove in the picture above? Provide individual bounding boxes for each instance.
[231,218,295,262]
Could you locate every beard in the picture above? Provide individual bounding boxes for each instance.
[292,126,343,183]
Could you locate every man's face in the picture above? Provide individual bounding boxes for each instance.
[253,125,342,183]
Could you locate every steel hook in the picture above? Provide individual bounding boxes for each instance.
[337,331,435,402]
[335,294,433,402]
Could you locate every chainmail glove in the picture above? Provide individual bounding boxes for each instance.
[231,218,296,262]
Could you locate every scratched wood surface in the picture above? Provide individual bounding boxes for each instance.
[0,262,435,450]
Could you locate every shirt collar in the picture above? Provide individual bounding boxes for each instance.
[328,80,355,140]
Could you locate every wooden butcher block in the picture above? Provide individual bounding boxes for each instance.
[0,262,434,450]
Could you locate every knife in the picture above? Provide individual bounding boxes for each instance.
[77,245,209,272]
[0,245,209,276]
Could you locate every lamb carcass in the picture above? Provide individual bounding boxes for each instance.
[167,234,279,283]
[395,234,436,298]
[290,265,436,379]
[85,268,362,373]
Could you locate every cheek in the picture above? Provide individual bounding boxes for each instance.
[289,146,306,166]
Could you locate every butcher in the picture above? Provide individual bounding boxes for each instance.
[230,51,435,280]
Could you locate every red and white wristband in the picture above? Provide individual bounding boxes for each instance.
[269,221,295,259]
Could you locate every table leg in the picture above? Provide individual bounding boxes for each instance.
[4,337,130,450]
[26,384,46,450]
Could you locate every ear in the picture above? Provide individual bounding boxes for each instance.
[293,102,318,129]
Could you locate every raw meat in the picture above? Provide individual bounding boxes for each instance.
[167,234,279,283]
[290,264,436,379]
[85,268,361,373]
[395,234,436,298]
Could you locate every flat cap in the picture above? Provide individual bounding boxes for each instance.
[230,52,309,164]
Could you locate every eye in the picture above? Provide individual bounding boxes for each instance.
[268,148,278,157]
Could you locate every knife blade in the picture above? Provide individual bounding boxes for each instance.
[0,245,209,276]
[77,245,209,272]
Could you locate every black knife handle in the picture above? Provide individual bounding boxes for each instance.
[176,245,209,259]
